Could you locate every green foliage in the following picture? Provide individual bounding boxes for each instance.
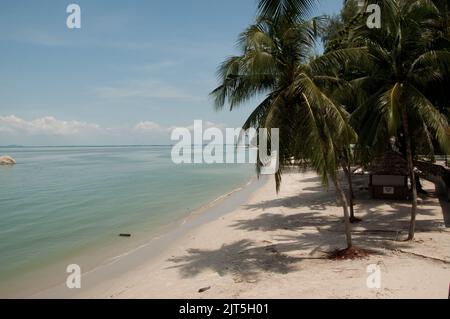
[257,0,316,22]
[211,0,450,193]
[343,0,450,157]
[211,13,357,191]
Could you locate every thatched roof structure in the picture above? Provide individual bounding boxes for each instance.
[369,150,408,175]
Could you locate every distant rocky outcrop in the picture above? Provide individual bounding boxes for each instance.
[0,155,16,165]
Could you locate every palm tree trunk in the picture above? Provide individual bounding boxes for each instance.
[342,163,356,221]
[402,110,418,241]
[333,176,353,248]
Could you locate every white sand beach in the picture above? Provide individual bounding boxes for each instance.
[3,0,450,303]
[32,170,449,299]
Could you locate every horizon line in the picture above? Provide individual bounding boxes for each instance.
[0,143,254,148]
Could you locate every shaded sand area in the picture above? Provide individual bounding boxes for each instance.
[37,171,450,299]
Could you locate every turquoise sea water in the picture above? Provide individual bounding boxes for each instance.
[0,146,255,295]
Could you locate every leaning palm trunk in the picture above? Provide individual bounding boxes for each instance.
[211,14,359,250]
[333,176,353,248]
[402,110,418,240]
[341,163,356,222]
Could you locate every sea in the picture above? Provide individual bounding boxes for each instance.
[0,145,256,296]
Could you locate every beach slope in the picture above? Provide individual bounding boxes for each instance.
[40,171,450,299]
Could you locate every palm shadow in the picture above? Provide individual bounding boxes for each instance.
[438,197,450,227]
[167,173,447,281]
[167,239,300,281]
[166,227,404,282]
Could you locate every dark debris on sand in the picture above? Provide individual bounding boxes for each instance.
[328,247,369,260]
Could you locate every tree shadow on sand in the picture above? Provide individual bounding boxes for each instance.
[243,186,338,212]
[167,175,447,281]
[166,212,426,282]
[167,239,300,281]
[166,228,402,282]
[438,197,450,227]
[240,173,445,234]
[230,211,340,232]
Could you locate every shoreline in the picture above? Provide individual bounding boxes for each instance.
[15,170,450,299]
[55,171,449,299]
[0,145,257,299]
[28,175,269,298]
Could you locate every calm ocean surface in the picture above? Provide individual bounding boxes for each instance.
[0,146,255,294]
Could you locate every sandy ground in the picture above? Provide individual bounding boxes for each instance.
[73,170,450,299]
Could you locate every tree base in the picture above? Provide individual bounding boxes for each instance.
[349,216,362,223]
[328,246,369,260]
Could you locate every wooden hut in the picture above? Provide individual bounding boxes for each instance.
[369,151,409,200]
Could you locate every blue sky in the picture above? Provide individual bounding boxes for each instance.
[0,0,343,145]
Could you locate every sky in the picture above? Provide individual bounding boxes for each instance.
[0,0,343,146]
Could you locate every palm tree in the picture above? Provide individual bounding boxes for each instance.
[319,1,373,223]
[344,0,450,240]
[257,0,317,22]
[210,16,358,249]
[339,147,360,222]
[425,0,450,117]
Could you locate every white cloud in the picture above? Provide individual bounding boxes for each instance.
[0,115,229,146]
[133,121,164,133]
[134,120,226,135]
[0,115,103,136]
[168,121,226,132]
